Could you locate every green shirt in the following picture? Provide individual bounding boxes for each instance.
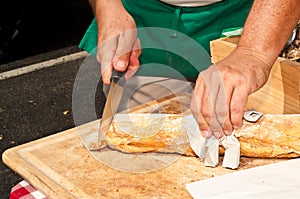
[79,0,253,80]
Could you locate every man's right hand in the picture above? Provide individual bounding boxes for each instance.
[92,0,141,84]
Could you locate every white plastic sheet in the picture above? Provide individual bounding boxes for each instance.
[186,158,300,199]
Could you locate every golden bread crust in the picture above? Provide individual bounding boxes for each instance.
[235,114,300,158]
[103,114,300,158]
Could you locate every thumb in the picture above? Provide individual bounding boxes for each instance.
[125,38,142,80]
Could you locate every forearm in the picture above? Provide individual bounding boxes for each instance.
[238,0,300,68]
[88,0,125,18]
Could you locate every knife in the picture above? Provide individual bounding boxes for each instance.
[100,69,126,140]
[88,70,126,150]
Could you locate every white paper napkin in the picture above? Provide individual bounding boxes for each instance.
[186,158,300,199]
[184,115,240,169]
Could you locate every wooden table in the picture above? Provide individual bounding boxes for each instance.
[3,93,284,198]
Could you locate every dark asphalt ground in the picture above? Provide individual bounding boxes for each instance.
[0,0,104,198]
[0,0,93,64]
[0,54,106,198]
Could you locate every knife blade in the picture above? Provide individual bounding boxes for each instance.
[98,70,126,148]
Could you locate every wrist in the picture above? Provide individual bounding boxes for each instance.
[218,47,272,92]
[234,46,273,71]
[236,47,271,90]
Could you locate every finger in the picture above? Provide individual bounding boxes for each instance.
[125,66,139,80]
[215,79,234,136]
[125,38,142,80]
[191,78,213,138]
[131,38,142,61]
[200,65,223,137]
[113,30,137,72]
[98,36,118,84]
[213,131,224,139]
[230,86,248,129]
[221,84,234,136]
[200,85,214,138]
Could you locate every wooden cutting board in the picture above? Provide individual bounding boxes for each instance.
[2,93,286,198]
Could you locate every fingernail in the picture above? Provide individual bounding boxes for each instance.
[203,131,212,138]
[233,125,239,129]
[224,130,231,136]
[212,131,221,138]
[116,61,126,69]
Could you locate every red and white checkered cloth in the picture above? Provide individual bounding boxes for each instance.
[10,180,48,199]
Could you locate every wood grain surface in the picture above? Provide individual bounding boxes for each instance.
[3,93,286,199]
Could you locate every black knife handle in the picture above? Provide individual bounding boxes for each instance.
[111,69,125,79]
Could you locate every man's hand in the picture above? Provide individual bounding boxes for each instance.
[191,0,300,138]
[92,0,141,84]
[191,49,271,138]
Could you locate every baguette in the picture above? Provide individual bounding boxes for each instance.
[102,114,300,158]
